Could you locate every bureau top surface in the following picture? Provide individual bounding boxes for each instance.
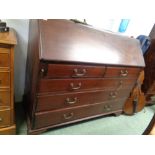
[38,19,145,67]
[0,29,17,45]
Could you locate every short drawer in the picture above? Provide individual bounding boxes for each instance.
[0,48,10,53]
[34,99,125,129]
[0,71,10,88]
[0,109,11,128]
[36,89,131,112]
[40,63,106,78]
[0,53,10,68]
[0,90,10,107]
[105,67,141,78]
[38,78,136,93]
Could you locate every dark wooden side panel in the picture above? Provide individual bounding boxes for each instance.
[24,20,40,122]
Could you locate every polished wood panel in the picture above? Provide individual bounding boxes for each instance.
[0,90,10,107]
[40,63,106,78]
[36,89,130,112]
[38,78,136,93]
[0,109,11,128]
[39,20,145,67]
[34,99,125,129]
[0,71,10,88]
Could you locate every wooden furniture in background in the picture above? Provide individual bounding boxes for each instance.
[123,70,145,115]
[24,20,145,134]
[0,29,17,134]
[142,24,155,105]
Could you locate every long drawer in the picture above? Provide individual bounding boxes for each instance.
[40,63,106,78]
[34,99,125,129]
[0,71,10,88]
[38,78,136,93]
[0,90,10,107]
[36,89,131,112]
[0,109,11,128]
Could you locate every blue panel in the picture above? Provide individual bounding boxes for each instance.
[118,19,130,33]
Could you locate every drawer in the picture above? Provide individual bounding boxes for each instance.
[0,90,10,107]
[36,89,131,112]
[0,109,11,128]
[0,53,10,68]
[0,71,10,88]
[0,48,10,53]
[40,63,106,78]
[34,99,125,129]
[38,78,136,93]
[104,67,141,78]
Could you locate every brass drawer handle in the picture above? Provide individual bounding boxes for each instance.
[73,68,86,77]
[104,105,112,111]
[0,117,3,122]
[120,70,128,77]
[109,91,118,98]
[63,112,74,120]
[70,82,81,90]
[66,97,77,105]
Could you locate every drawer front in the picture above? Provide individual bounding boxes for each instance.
[0,53,10,68]
[0,71,10,88]
[105,67,141,78]
[36,89,131,112]
[38,78,136,93]
[0,48,10,53]
[34,99,125,129]
[0,90,10,107]
[40,63,106,78]
[0,109,11,128]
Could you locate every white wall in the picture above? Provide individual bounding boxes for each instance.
[3,19,29,102]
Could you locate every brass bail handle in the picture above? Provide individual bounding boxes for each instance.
[0,117,2,122]
[70,82,81,90]
[63,113,74,120]
[73,68,86,77]
[109,91,118,98]
[66,97,77,105]
[120,70,128,77]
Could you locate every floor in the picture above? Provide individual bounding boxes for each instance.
[15,103,155,135]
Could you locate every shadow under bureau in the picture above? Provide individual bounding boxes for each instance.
[24,19,145,134]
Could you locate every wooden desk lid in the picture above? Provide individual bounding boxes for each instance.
[39,19,145,67]
[0,28,17,45]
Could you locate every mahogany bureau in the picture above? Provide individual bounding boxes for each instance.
[25,19,145,134]
[0,29,17,134]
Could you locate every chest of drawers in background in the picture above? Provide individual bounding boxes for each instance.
[25,20,145,134]
[0,29,17,134]
[142,24,155,105]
